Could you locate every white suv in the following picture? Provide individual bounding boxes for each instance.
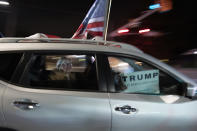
[0,38,197,131]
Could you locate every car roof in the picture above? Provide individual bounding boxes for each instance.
[0,38,143,54]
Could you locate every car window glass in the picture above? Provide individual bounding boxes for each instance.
[108,56,184,95]
[20,54,98,91]
[0,53,23,81]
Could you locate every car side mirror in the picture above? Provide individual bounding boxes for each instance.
[186,84,197,99]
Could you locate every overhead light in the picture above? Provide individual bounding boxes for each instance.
[0,1,9,6]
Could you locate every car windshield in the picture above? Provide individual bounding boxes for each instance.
[168,55,197,68]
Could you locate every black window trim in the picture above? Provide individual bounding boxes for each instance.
[0,50,187,94]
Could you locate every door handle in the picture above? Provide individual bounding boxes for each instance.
[115,105,137,114]
[13,99,40,110]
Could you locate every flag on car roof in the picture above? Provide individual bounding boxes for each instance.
[72,0,107,39]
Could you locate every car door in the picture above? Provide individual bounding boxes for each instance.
[0,52,24,129]
[0,81,5,127]
[2,52,111,131]
[105,55,197,131]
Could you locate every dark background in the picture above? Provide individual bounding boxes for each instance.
[0,0,196,59]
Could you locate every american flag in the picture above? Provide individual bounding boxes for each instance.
[72,0,107,39]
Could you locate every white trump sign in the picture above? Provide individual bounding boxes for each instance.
[120,70,160,94]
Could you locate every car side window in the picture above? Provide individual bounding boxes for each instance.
[19,54,99,91]
[108,56,184,95]
[0,53,23,81]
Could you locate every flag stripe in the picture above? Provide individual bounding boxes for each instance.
[87,27,104,32]
[72,35,84,39]
[88,17,104,24]
[88,31,103,36]
[87,22,104,29]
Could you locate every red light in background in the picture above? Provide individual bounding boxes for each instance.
[46,34,61,38]
[112,44,121,48]
[117,28,129,34]
[139,29,150,34]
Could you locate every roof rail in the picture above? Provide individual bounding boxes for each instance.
[0,37,143,53]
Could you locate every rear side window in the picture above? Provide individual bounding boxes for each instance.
[0,53,23,81]
[19,54,99,91]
